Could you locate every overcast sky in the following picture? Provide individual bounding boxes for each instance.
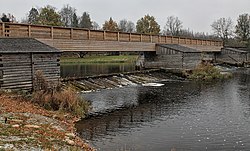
[1,0,250,33]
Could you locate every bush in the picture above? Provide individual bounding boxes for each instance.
[32,70,90,118]
[186,62,231,80]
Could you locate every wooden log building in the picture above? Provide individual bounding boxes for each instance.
[143,44,202,69]
[0,38,61,90]
[216,47,248,65]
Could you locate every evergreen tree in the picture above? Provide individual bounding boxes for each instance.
[79,12,92,29]
[28,8,39,24]
[235,14,250,41]
[72,13,79,28]
[1,13,10,22]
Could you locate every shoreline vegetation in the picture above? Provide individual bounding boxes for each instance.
[0,71,95,151]
[60,55,138,64]
[183,62,233,80]
[0,91,94,151]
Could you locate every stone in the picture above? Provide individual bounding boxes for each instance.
[24,125,41,129]
[65,138,75,145]
[12,124,20,128]
[65,133,76,138]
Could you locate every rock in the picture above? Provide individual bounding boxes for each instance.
[12,124,20,128]
[11,119,23,123]
[65,138,75,145]
[65,133,76,138]
[4,144,14,149]
[24,125,40,129]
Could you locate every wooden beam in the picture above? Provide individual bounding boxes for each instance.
[70,28,73,39]
[88,30,90,40]
[51,27,54,39]
[2,23,5,37]
[103,31,106,40]
[117,32,120,41]
[28,25,31,37]
[31,53,34,90]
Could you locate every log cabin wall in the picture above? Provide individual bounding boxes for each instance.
[216,48,248,64]
[0,38,61,91]
[0,53,60,91]
[143,44,201,69]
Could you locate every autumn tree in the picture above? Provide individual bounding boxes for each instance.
[164,16,183,36]
[136,14,160,34]
[60,4,76,27]
[235,14,250,41]
[211,17,234,45]
[37,5,62,26]
[118,19,135,32]
[28,8,39,24]
[103,17,118,31]
[79,12,92,29]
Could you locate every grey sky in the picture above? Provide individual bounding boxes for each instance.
[1,0,249,33]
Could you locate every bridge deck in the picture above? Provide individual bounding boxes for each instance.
[0,23,223,52]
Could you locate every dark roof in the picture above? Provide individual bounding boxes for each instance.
[0,38,61,53]
[223,47,248,53]
[157,44,200,53]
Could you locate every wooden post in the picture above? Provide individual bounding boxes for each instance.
[70,28,73,39]
[28,25,31,37]
[150,35,153,43]
[51,27,54,39]
[165,36,167,43]
[178,37,180,44]
[184,38,187,44]
[171,36,173,43]
[117,32,120,41]
[103,31,106,40]
[140,34,143,42]
[2,23,4,37]
[88,30,90,40]
[31,53,34,91]
[158,35,161,43]
[129,33,131,42]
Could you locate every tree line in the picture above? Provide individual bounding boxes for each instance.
[1,4,250,48]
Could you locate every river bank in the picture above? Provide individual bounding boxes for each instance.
[0,92,95,151]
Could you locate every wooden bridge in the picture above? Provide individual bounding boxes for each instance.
[0,22,223,52]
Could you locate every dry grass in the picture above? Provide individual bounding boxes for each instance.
[185,62,232,80]
[32,70,90,118]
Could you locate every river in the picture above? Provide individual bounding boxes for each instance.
[73,68,250,151]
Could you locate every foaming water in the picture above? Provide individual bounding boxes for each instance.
[76,69,250,151]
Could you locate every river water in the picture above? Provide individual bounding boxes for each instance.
[75,68,250,151]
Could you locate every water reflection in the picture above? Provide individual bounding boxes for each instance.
[76,69,250,151]
[60,63,135,78]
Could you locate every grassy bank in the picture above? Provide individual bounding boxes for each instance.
[0,91,94,151]
[61,55,138,64]
[0,71,94,150]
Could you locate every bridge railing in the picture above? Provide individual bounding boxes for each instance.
[0,22,223,46]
